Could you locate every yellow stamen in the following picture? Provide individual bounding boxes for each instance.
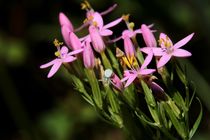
[129,22,135,30]
[122,14,130,22]
[93,21,98,27]
[122,56,131,69]
[81,3,87,10]
[84,0,91,9]
[55,51,60,57]
[81,0,91,10]
[53,38,63,47]
[83,18,88,23]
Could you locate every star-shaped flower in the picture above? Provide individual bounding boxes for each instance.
[154,33,194,68]
[121,66,155,87]
[40,46,83,78]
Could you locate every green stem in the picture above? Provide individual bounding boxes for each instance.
[100,51,112,69]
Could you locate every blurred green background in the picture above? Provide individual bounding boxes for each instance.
[0,0,210,139]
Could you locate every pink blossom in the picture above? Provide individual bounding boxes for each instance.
[86,11,122,36]
[152,33,194,68]
[121,66,155,87]
[40,46,83,78]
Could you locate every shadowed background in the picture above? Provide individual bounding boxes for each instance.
[0,0,210,139]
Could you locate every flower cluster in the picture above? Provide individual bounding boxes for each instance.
[40,1,201,140]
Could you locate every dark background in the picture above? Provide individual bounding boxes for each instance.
[0,0,210,139]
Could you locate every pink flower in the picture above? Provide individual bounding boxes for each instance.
[121,66,155,87]
[86,11,122,36]
[152,33,194,68]
[83,40,95,69]
[40,46,83,78]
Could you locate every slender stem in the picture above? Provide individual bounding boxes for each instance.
[100,51,112,69]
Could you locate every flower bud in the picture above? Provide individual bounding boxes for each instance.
[83,41,95,69]
[70,32,82,50]
[141,24,156,47]
[89,25,105,53]
[59,12,74,31]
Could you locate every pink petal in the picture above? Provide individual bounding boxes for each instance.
[83,41,95,69]
[100,29,113,36]
[70,32,82,50]
[124,37,135,57]
[134,29,142,34]
[141,51,153,69]
[141,24,157,47]
[89,25,105,53]
[60,46,68,54]
[124,74,138,87]
[159,33,173,48]
[59,12,74,31]
[103,17,122,29]
[47,61,62,78]
[63,56,77,63]
[40,59,58,69]
[157,54,172,68]
[61,26,72,48]
[121,76,129,82]
[140,47,152,54]
[152,48,164,56]
[139,69,155,75]
[68,48,83,56]
[93,12,104,29]
[172,49,192,57]
[174,33,194,49]
[122,30,134,38]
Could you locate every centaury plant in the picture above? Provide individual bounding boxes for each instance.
[40,1,202,140]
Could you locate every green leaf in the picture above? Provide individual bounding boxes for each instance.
[135,111,159,128]
[159,102,168,129]
[189,83,196,107]
[163,102,187,139]
[84,69,103,109]
[189,98,203,139]
[68,73,94,106]
[106,47,122,77]
[141,80,160,124]
[141,80,156,107]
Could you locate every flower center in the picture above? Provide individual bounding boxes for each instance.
[158,36,174,54]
